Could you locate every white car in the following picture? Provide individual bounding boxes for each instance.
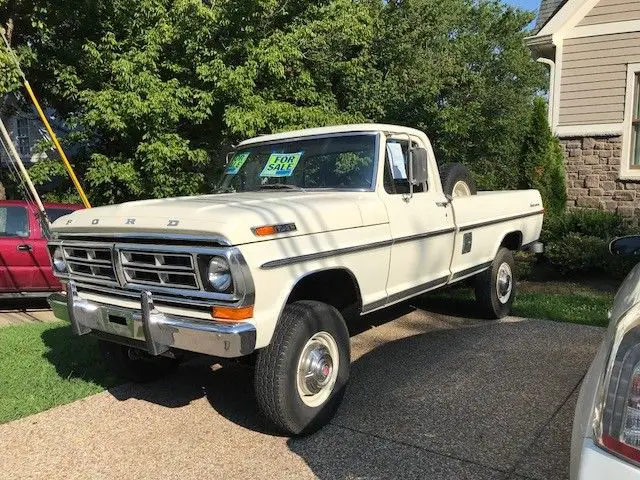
[572,236,640,478]
[46,123,543,435]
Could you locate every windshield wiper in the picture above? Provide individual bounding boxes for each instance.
[257,184,304,191]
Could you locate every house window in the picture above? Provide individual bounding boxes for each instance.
[621,64,640,179]
[16,118,31,158]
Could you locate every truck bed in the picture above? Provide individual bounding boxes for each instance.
[448,190,543,282]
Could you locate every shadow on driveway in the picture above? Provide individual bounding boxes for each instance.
[40,301,603,479]
[288,318,602,479]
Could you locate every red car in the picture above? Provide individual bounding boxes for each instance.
[0,200,83,298]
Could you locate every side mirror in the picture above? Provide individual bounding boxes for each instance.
[409,147,428,186]
[610,235,640,255]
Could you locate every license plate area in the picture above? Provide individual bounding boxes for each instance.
[108,314,127,326]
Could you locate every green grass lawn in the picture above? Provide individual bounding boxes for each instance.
[422,281,615,328]
[512,290,614,327]
[0,321,120,424]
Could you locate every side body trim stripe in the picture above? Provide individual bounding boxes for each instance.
[361,275,449,314]
[260,227,456,269]
[459,210,544,232]
[450,261,493,281]
[260,210,543,269]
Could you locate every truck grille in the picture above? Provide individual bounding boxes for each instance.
[63,246,117,282]
[59,244,200,290]
[119,250,199,289]
[50,235,251,306]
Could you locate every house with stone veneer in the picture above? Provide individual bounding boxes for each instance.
[527,0,640,218]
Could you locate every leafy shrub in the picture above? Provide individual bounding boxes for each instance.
[541,209,639,279]
[519,98,566,216]
[543,209,631,243]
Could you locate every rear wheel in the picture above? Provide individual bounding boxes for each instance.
[439,163,477,197]
[98,340,181,382]
[474,247,516,319]
[254,300,350,436]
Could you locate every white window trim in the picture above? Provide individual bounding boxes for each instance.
[620,63,640,180]
[556,124,624,137]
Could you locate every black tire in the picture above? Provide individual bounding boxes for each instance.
[254,300,350,436]
[439,163,477,197]
[474,247,516,319]
[98,340,181,383]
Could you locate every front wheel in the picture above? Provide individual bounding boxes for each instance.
[474,247,516,319]
[254,300,350,436]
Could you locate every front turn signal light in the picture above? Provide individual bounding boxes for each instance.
[211,305,254,322]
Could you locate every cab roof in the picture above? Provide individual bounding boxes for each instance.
[237,123,427,147]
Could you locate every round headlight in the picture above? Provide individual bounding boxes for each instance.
[53,247,67,272]
[208,257,232,292]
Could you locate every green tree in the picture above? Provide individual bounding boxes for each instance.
[0,0,544,204]
[366,0,545,190]
[519,97,566,215]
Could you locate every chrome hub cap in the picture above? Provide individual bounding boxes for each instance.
[496,262,513,304]
[296,332,339,407]
[452,180,472,197]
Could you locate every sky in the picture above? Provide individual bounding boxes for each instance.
[507,0,541,11]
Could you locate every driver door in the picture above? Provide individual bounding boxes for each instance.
[0,204,34,292]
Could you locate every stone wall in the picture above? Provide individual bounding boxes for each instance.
[562,136,640,220]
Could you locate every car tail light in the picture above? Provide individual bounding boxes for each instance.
[597,304,640,463]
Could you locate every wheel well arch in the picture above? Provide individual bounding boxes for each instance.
[285,267,363,318]
[500,231,523,251]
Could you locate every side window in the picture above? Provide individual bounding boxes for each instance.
[0,206,29,238]
[383,140,426,195]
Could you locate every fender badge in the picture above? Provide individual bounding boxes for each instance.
[125,218,136,225]
[167,220,179,227]
[91,219,99,225]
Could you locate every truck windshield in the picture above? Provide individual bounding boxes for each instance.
[216,134,377,193]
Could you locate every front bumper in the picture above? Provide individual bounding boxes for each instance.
[48,282,256,358]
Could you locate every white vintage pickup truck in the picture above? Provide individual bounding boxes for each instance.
[47,124,543,435]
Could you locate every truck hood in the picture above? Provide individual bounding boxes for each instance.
[51,191,387,245]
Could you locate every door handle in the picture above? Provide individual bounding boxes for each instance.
[435,201,449,207]
[17,244,32,252]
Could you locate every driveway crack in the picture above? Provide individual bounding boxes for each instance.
[329,421,510,475]
[504,372,586,479]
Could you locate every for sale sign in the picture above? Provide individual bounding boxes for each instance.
[260,152,303,177]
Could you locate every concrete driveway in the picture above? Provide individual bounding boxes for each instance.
[0,297,604,480]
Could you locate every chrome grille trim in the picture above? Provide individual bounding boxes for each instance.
[61,243,118,285]
[48,236,255,307]
[119,250,199,289]
[122,266,199,290]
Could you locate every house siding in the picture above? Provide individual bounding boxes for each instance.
[559,31,640,126]
[578,0,640,26]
